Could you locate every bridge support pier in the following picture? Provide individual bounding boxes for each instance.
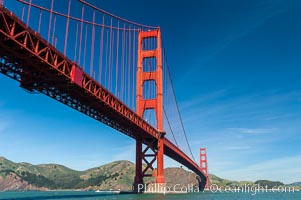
[133,133,165,193]
[134,138,143,193]
[196,175,207,191]
[156,137,165,184]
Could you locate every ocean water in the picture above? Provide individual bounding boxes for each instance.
[0,191,300,200]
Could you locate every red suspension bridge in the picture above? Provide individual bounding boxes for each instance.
[0,0,208,192]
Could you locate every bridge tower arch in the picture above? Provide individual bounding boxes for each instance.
[200,147,209,189]
[135,28,165,192]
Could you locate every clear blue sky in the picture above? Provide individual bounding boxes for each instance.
[1,0,301,184]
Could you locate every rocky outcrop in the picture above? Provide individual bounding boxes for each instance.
[0,171,47,191]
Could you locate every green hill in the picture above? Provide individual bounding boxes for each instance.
[0,157,143,191]
[289,182,301,186]
[209,174,255,187]
[0,156,294,191]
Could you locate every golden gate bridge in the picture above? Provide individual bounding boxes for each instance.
[0,0,208,192]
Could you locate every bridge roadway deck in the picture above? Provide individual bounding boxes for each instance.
[0,6,206,187]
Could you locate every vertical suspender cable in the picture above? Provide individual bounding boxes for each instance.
[38,9,42,33]
[74,23,79,62]
[78,4,84,65]
[99,15,105,83]
[64,0,71,55]
[128,26,131,106]
[128,28,131,105]
[83,24,88,71]
[124,26,126,104]
[105,29,109,88]
[115,21,120,96]
[52,15,56,46]
[47,0,54,43]
[21,4,25,21]
[111,24,115,92]
[111,29,114,91]
[108,19,113,91]
[90,10,96,75]
[132,28,136,109]
[121,25,125,101]
[26,0,32,26]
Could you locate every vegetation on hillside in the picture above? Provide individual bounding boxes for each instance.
[254,180,284,188]
[0,157,298,191]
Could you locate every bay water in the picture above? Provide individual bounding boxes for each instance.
[0,191,300,200]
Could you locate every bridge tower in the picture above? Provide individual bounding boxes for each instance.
[135,28,165,192]
[200,148,209,189]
